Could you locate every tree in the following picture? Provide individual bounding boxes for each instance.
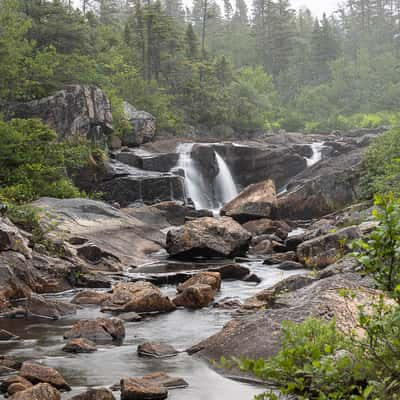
[185,23,199,59]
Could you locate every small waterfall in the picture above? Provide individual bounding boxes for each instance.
[175,143,238,210]
[175,143,214,210]
[214,151,238,207]
[306,142,325,167]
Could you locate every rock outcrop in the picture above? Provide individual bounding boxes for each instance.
[166,217,252,259]
[221,180,277,223]
[121,101,156,147]
[6,85,113,142]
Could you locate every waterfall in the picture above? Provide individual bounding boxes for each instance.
[214,151,238,207]
[175,143,238,210]
[306,142,325,167]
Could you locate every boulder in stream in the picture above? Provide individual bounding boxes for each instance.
[120,377,168,400]
[69,388,116,400]
[173,284,217,309]
[62,338,97,353]
[8,383,60,400]
[137,342,178,358]
[177,271,221,293]
[221,180,277,223]
[20,362,70,391]
[166,217,252,259]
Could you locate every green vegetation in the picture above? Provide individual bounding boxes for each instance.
[1,0,400,134]
[361,128,400,198]
[231,195,400,399]
[0,118,96,203]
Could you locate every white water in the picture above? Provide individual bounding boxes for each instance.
[175,144,238,210]
[214,151,238,207]
[306,142,325,167]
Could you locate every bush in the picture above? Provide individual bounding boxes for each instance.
[0,118,96,203]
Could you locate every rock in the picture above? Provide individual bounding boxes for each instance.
[190,273,378,366]
[173,284,216,309]
[166,217,252,259]
[63,317,125,343]
[121,101,156,147]
[263,252,297,265]
[24,293,77,320]
[20,362,70,391]
[62,338,97,353]
[212,142,307,189]
[0,355,22,370]
[243,219,290,240]
[0,366,16,376]
[71,291,111,305]
[6,85,113,143]
[118,312,143,322]
[221,180,277,223]
[275,150,363,220]
[214,297,242,309]
[77,244,120,264]
[8,383,60,400]
[69,388,116,400]
[0,329,19,340]
[101,282,176,314]
[32,197,164,267]
[142,372,188,389]
[284,234,305,251]
[297,226,361,268]
[276,261,305,271]
[120,377,168,400]
[208,264,251,280]
[242,289,275,310]
[191,144,219,180]
[251,239,273,255]
[137,342,178,358]
[0,218,32,259]
[177,272,221,293]
[1,376,33,395]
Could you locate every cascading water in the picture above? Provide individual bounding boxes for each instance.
[306,142,325,167]
[175,143,238,210]
[214,151,238,208]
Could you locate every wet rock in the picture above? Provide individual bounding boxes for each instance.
[116,150,179,173]
[20,362,70,391]
[0,218,32,259]
[62,338,97,353]
[63,317,125,343]
[77,244,119,264]
[251,239,273,255]
[102,282,176,314]
[71,291,111,305]
[173,284,216,309]
[6,85,113,143]
[69,388,116,400]
[297,226,361,269]
[8,383,61,400]
[276,261,305,271]
[0,329,19,340]
[214,297,242,309]
[208,264,251,280]
[177,272,221,293]
[120,377,168,400]
[1,376,33,395]
[243,219,290,240]
[118,312,143,322]
[142,372,188,389]
[284,234,305,251]
[166,217,252,259]
[121,101,156,147]
[191,144,219,180]
[0,356,22,370]
[137,342,178,358]
[221,180,277,223]
[275,150,363,220]
[242,289,275,310]
[263,252,297,265]
[24,293,77,320]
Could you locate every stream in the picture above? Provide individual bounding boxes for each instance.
[0,261,307,399]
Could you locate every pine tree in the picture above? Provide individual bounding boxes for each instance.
[185,23,199,59]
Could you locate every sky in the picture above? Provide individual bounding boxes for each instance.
[288,0,340,17]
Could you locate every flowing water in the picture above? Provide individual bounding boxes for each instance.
[0,261,308,399]
[306,142,325,167]
[175,143,238,211]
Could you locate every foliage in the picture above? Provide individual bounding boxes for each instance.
[360,128,400,198]
[0,118,94,203]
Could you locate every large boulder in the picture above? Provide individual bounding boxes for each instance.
[120,377,168,400]
[173,284,216,309]
[23,293,77,319]
[297,226,361,269]
[191,144,219,181]
[101,281,176,314]
[221,180,277,223]
[20,362,70,391]
[166,217,252,259]
[0,218,32,259]
[137,342,178,358]
[243,219,290,240]
[121,101,156,147]
[275,150,363,220]
[6,85,113,142]
[63,317,125,343]
[9,383,60,400]
[177,271,221,293]
[62,338,97,353]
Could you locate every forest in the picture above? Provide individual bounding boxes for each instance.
[1,0,400,135]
